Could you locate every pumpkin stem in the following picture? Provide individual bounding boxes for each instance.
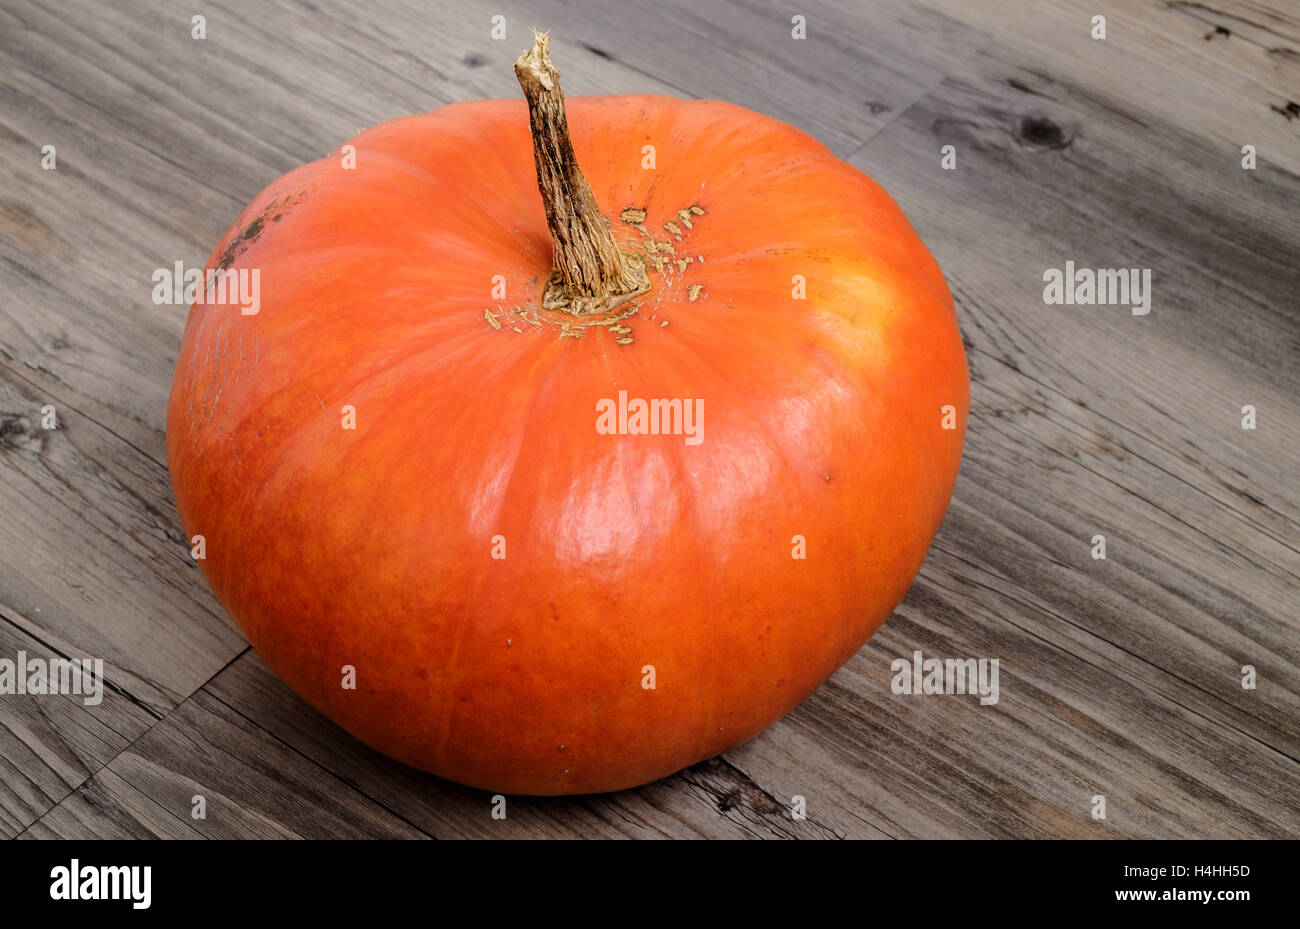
[515,32,650,315]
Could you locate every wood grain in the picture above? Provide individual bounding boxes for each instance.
[1,0,1296,838]
[915,0,1300,174]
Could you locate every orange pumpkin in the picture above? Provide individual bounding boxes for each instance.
[167,35,967,794]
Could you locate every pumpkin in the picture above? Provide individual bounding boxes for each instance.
[166,34,968,795]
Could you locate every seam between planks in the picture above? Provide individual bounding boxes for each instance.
[8,645,252,840]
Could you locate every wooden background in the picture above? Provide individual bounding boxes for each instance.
[1,0,1296,839]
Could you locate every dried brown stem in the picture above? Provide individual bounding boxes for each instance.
[514,32,650,315]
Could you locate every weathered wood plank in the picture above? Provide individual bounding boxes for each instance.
[21,685,430,839]
[799,41,1299,835]
[0,362,245,834]
[0,365,245,710]
[514,0,989,156]
[26,652,845,838]
[0,618,156,839]
[207,652,840,838]
[2,0,1296,839]
[914,0,1300,173]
